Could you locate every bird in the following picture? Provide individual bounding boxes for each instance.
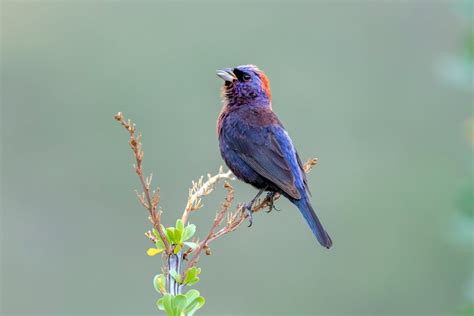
[215,65,332,249]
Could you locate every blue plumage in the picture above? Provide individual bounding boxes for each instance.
[216,65,332,249]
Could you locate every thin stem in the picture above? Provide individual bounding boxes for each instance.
[182,158,319,274]
[181,167,234,224]
[207,158,318,243]
[181,182,234,282]
[115,112,171,253]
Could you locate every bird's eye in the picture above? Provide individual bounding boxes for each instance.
[242,73,251,81]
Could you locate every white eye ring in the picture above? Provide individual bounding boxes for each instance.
[242,74,251,81]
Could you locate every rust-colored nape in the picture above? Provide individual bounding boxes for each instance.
[257,71,272,101]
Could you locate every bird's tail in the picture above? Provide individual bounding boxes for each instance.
[294,198,333,249]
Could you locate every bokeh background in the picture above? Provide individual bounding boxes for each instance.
[1,1,472,315]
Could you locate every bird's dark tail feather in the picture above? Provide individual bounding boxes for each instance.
[294,198,332,249]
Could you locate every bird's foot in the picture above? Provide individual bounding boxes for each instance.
[265,192,281,213]
[243,202,254,227]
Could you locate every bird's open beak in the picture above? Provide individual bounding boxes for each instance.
[216,68,236,82]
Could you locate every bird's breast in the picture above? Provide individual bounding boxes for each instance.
[217,112,270,188]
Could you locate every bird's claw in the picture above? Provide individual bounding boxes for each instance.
[265,192,281,213]
[244,202,253,227]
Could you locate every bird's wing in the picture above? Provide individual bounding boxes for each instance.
[295,151,311,196]
[223,111,305,199]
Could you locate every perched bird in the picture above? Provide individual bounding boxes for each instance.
[216,65,332,249]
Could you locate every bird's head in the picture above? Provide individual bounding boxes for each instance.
[217,64,272,108]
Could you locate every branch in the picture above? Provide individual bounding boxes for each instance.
[114,112,171,254]
[179,158,318,282]
[181,167,234,224]
[145,230,157,243]
[208,158,318,243]
[181,182,235,281]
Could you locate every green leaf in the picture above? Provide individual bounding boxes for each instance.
[173,243,182,255]
[158,294,174,315]
[166,227,176,244]
[157,291,204,316]
[186,268,196,281]
[176,219,184,233]
[182,224,196,241]
[153,274,166,294]
[185,296,205,316]
[152,228,160,239]
[186,276,200,286]
[184,289,200,302]
[169,270,181,283]
[178,290,205,316]
[155,238,165,250]
[184,267,201,286]
[174,228,182,244]
[156,297,165,311]
[172,220,184,243]
[184,242,198,249]
[174,294,187,315]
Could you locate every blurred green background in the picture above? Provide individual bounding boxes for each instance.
[1,1,472,315]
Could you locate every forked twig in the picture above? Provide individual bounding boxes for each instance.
[115,112,171,253]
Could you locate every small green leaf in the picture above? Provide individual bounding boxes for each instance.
[156,297,165,311]
[176,219,184,232]
[187,276,200,286]
[184,242,198,249]
[185,296,205,316]
[152,228,160,239]
[169,270,181,283]
[153,274,166,294]
[166,227,176,243]
[174,228,182,244]
[186,268,196,281]
[174,243,182,255]
[184,267,201,286]
[158,294,174,315]
[184,289,200,302]
[157,291,204,316]
[174,294,187,315]
[183,290,202,315]
[182,224,196,241]
[155,238,165,250]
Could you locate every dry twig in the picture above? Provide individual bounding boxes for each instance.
[182,158,319,275]
[182,167,234,224]
[114,112,171,253]
[181,182,235,282]
[208,158,318,243]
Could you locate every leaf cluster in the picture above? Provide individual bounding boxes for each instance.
[147,219,198,256]
[157,290,205,316]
